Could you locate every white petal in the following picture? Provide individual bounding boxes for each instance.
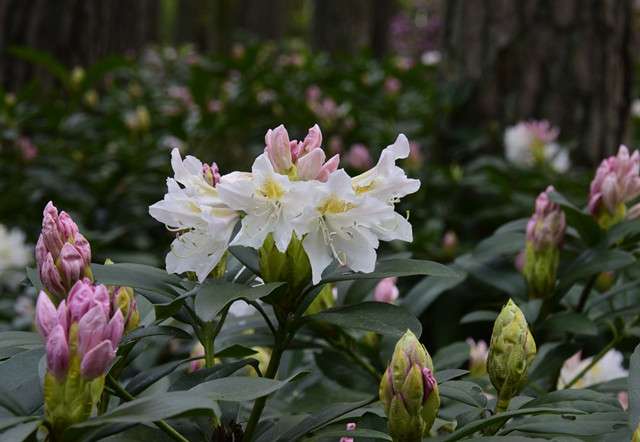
[303,226,333,284]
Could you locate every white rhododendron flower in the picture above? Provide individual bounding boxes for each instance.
[0,224,32,288]
[217,153,309,252]
[149,149,238,282]
[352,134,421,205]
[150,124,419,284]
[557,349,628,389]
[504,120,570,173]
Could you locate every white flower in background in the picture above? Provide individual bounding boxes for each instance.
[294,169,414,284]
[217,154,310,252]
[352,134,421,205]
[504,120,569,173]
[0,224,31,288]
[421,50,442,66]
[149,149,239,282]
[557,350,628,390]
[228,300,254,317]
[466,338,488,376]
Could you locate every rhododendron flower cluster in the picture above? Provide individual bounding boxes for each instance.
[588,145,640,228]
[150,124,420,284]
[504,120,569,172]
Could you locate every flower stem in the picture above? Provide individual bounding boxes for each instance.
[106,374,190,442]
[576,275,598,312]
[564,335,621,389]
[242,329,288,442]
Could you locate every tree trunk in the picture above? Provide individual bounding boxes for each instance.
[0,0,158,90]
[442,0,633,163]
[312,0,371,54]
[371,0,397,58]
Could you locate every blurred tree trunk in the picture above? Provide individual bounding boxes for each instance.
[371,0,397,58]
[443,0,634,163]
[0,0,158,90]
[234,0,287,40]
[312,0,371,54]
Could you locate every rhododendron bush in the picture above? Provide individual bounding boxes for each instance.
[2,117,640,442]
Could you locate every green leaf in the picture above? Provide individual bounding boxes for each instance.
[629,344,640,430]
[435,369,469,383]
[120,325,192,345]
[274,398,376,441]
[0,332,42,350]
[0,349,44,414]
[433,342,471,370]
[194,281,284,322]
[605,219,640,246]
[402,271,467,316]
[125,359,190,396]
[460,310,498,324]
[441,407,585,441]
[92,263,185,298]
[438,380,487,408]
[25,267,43,292]
[190,372,306,400]
[0,417,38,432]
[521,389,622,413]
[8,46,70,87]
[229,246,260,275]
[307,302,421,337]
[214,344,258,359]
[0,418,41,442]
[548,191,602,245]
[558,249,635,290]
[501,411,627,438]
[539,312,598,336]
[320,259,462,283]
[473,232,525,261]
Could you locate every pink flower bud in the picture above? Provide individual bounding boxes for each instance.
[41,211,64,258]
[47,325,70,379]
[35,236,47,269]
[300,124,323,155]
[36,291,58,339]
[202,162,221,187]
[78,305,108,357]
[57,300,69,334]
[39,253,65,298]
[67,280,111,322]
[340,422,357,442]
[316,154,340,182]
[59,243,84,288]
[422,367,436,400]
[374,277,399,304]
[80,340,116,379]
[106,309,125,347]
[296,148,326,181]
[588,145,640,218]
[526,186,566,251]
[73,233,91,266]
[265,125,293,173]
[57,211,79,240]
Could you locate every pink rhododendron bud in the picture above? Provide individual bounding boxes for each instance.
[442,230,458,257]
[46,325,70,380]
[78,305,108,356]
[526,186,566,251]
[316,154,340,182]
[265,124,293,173]
[36,291,59,339]
[106,310,125,347]
[346,144,373,170]
[296,148,326,181]
[202,162,221,187]
[524,186,566,299]
[36,202,92,298]
[374,277,399,303]
[67,279,111,322]
[300,124,323,155]
[80,340,116,379]
[588,145,640,228]
[40,253,66,298]
[59,243,84,288]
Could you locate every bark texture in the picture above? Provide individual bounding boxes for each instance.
[443,0,634,163]
[0,0,158,90]
[312,0,371,54]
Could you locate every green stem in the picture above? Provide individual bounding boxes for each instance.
[106,374,190,442]
[576,275,598,312]
[242,331,288,442]
[564,335,621,389]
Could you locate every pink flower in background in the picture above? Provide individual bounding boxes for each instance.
[16,137,38,161]
[346,144,373,170]
[374,277,399,303]
[207,99,223,113]
[328,135,343,154]
[384,77,401,95]
[189,342,205,372]
[167,85,194,109]
[442,230,458,256]
[339,422,357,442]
[305,85,322,102]
[588,145,640,217]
[504,120,569,172]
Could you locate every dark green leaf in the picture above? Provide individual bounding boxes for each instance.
[0,418,41,442]
[548,191,602,245]
[120,325,191,345]
[125,359,189,396]
[0,332,42,350]
[629,344,640,430]
[321,259,462,283]
[433,342,471,370]
[92,263,185,298]
[306,427,391,441]
[473,232,525,261]
[460,310,497,324]
[439,380,487,408]
[194,281,284,322]
[307,302,421,337]
[539,312,598,336]
[402,272,467,316]
[559,249,635,290]
[435,369,469,383]
[229,246,260,275]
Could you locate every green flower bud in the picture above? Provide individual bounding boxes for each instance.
[632,422,640,442]
[523,242,559,298]
[259,233,311,311]
[304,284,335,315]
[487,299,537,410]
[379,330,440,441]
